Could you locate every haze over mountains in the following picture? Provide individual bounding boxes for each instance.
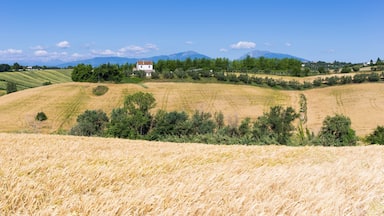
[5,50,308,67]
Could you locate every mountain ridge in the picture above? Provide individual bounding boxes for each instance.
[57,51,211,67]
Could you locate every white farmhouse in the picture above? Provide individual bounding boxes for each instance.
[135,60,154,77]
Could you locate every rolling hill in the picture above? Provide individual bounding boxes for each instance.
[0,82,383,136]
[0,69,72,93]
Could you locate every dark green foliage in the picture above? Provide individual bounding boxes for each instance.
[352,66,360,72]
[367,73,380,82]
[70,110,109,136]
[149,110,190,139]
[92,85,109,96]
[353,73,367,83]
[6,82,17,94]
[151,72,160,79]
[0,64,11,72]
[316,114,357,146]
[35,112,48,121]
[71,64,93,82]
[366,126,384,145]
[163,71,174,79]
[174,69,187,79]
[42,81,52,86]
[340,66,351,73]
[107,92,156,139]
[252,106,299,145]
[190,111,216,135]
[95,63,123,82]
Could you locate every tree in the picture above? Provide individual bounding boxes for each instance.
[252,106,299,145]
[70,110,109,136]
[366,126,384,145]
[35,112,48,121]
[0,64,11,72]
[150,110,190,139]
[316,114,357,146]
[6,82,17,94]
[12,62,21,71]
[71,64,93,82]
[107,92,156,138]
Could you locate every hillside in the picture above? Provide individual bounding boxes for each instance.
[0,69,72,93]
[0,82,384,136]
[1,133,383,214]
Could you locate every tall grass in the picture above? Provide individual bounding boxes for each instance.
[1,133,383,215]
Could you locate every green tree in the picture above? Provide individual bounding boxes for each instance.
[70,110,109,136]
[35,112,48,121]
[190,110,216,135]
[366,126,384,145]
[0,64,11,72]
[252,106,299,145]
[149,110,190,139]
[6,82,17,94]
[316,114,357,146]
[71,64,93,82]
[12,62,21,71]
[107,92,156,138]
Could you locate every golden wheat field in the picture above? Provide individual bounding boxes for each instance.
[0,82,384,136]
[0,133,383,215]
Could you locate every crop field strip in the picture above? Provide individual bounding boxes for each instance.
[0,133,383,215]
[2,80,384,135]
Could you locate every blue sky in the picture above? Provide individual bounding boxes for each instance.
[0,0,383,64]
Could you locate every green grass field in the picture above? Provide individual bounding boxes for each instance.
[0,69,72,91]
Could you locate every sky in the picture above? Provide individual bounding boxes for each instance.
[0,0,383,64]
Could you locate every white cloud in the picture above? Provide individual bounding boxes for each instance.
[230,41,256,49]
[56,41,70,48]
[92,49,116,55]
[34,50,48,56]
[219,48,228,52]
[285,42,292,47]
[185,41,193,45]
[0,48,23,54]
[145,43,159,50]
[30,45,45,50]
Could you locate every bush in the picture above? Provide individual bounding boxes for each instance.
[6,82,17,94]
[366,126,384,144]
[316,114,357,146]
[70,110,109,136]
[92,85,109,96]
[42,81,52,86]
[252,106,299,145]
[35,112,48,121]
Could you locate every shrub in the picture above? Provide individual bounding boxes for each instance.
[70,110,109,136]
[366,126,384,144]
[316,114,357,146]
[6,82,17,94]
[42,81,52,86]
[92,85,109,96]
[35,112,48,121]
[252,106,299,145]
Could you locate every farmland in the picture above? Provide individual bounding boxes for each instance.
[0,69,72,95]
[1,81,384,136]
[1,133,383,215]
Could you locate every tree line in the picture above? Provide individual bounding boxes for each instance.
[67,91,384,146]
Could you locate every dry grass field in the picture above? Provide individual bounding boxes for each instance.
[0,133,383,215]
[0,82,384,136]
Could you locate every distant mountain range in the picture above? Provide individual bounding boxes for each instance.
[3,50,308,67]
[57,51,211,67]
[240,50,309,62]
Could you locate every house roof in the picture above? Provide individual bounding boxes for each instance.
[137,60,153,65]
